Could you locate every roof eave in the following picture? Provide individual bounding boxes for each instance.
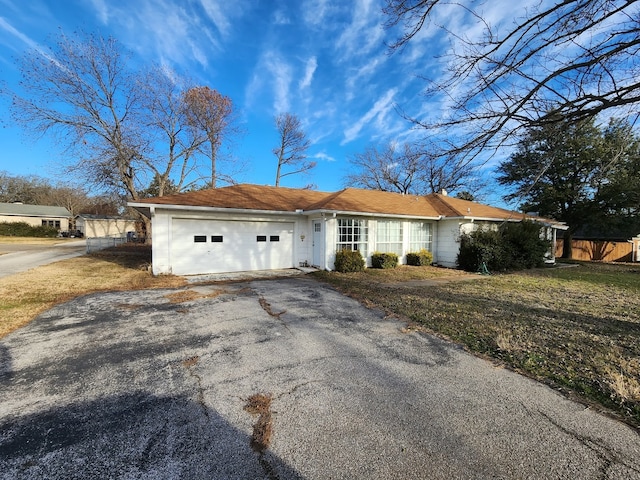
[446,215,568,229]
[127,202,306,217]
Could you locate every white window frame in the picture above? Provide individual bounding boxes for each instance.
[336,218,368,257]
[376,220,403,256]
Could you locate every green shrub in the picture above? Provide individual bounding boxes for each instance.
[371,251,398,269]
[333,249,365,272]
[457,221,550,272]
[0,221,59,238]
[500,220,550,269]
[406,249,433,266]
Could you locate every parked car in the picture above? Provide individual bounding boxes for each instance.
[59,230,84,238]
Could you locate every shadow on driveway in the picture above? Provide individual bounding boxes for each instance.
[0,392,303,479]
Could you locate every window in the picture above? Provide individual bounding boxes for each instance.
[270,235,280,242]
[211,235,223,243]
[336,218,368,257]
[257,235,267,242]
[42,220,47,227]
[194,235,207,243]
[409,222,432,252]
[376,220,403,255]
[314,222,321,232]
[54,220,61,229]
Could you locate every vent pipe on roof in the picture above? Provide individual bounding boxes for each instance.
[441,189,447,196]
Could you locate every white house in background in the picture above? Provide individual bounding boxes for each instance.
[0,202,71,231]
[128,184,567,276]
[75,214,138,239]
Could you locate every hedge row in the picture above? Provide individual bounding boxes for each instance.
[0,221,59,238]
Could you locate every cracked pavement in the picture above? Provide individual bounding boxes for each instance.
[1,276,639,479]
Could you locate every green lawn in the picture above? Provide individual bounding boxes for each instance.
[313,262,640,427]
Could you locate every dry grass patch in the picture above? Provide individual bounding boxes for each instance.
[244,393,273,452]
[0,250,185,338]
[313,262,640,427]
[164,289,226,304]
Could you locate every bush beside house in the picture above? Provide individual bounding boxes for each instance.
[0,221,59,238]
[457,221,550,272]
[371,252,399,269]
[406,249,433,266]
[334,250,365,272]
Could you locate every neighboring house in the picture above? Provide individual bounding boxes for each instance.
[75,214,138,239]
[128,184,567,276]
[0,202,70,231]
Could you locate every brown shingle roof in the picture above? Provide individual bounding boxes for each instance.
[426,193,525,220]
[308,188,442,217]
[133,184,328,211]
[130,184,563,226]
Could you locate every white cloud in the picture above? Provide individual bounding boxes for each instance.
[344,56,386,101]
[88,0,110,24]
[335,0,384,62]
[299,56,317,90]
[0,16,57,63]
[311,152,336,162]
[273,9,291,25]
[199,0,232,37]
[342,88,397,144]
[302,0,329,27]
[246,49,292,113]
[0,16,36,47]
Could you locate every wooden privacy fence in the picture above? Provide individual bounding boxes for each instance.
[555,239,633,262]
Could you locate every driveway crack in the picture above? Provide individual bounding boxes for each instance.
[535,408,640,478]
[258,295,292,335]
[181,356,209,419]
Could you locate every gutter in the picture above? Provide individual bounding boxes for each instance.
[127,203,442,221]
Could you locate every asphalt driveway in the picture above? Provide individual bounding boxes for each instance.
[1,277,639,479]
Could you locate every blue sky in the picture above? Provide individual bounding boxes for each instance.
[0,0,520,205]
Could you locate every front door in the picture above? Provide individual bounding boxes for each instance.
[312,220,323,268]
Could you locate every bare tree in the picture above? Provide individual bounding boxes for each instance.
[272,113,314,187]
[345,143,421,194]
[137,68,206,196]
[8,32,145,200]
[345,141,485,195]
[6,32,231,205]
[183,86,236,188]
[383,0,640,162]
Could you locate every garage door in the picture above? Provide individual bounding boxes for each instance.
[170,219,294,275]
